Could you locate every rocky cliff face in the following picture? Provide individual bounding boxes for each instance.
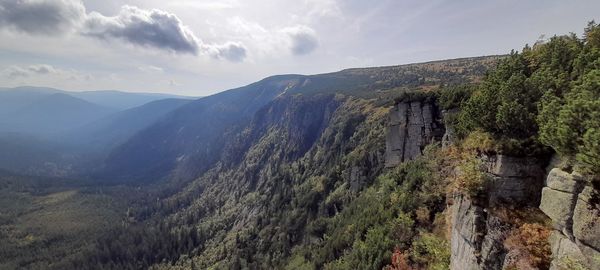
[385,100,444,167]
[450,155,546,270]
[539,166,600,270]
[385,99,600,270]
[148,95,388,268]
[449,154,600,270]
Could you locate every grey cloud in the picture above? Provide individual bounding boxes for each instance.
[2,64,59,78]
[206,42,247,62]
[4,67,29,78]
[27,64,56,74]
[1,64,90,82]
[283,26,319,55]
[82,5,200,54]
[0,1,248,60]
[0,0,85,35]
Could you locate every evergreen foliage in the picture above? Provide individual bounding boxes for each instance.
[457,22,600,178]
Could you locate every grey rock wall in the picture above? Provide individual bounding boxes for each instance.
[540,168,600,270]
[450,195,484,270]
[481,155,545,207]
[385,101,443,167]
[384,101,600,269]
[450,155,546,270]
[450,159,600,270]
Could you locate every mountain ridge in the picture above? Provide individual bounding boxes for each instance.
[101,55,500,184]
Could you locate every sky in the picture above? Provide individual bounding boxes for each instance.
[0,0,599,96]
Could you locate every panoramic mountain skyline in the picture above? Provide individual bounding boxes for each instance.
[1,1,600,268]
[1,0,599,95]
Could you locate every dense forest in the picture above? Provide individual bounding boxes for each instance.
[1,22,600,270]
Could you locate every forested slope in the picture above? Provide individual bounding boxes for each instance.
[8,21,600,270]
[82,22,600,270]
[64,56,498,269]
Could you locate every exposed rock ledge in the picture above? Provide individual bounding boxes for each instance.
[450,156,600,270]
[539,168,600,270]
[450,155,545,270]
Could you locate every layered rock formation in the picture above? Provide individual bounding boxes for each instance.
[385,101,600,270]
[385,100,444,167]
[539,168,600,270]
[450,155,546,270]
[449,155,600,270]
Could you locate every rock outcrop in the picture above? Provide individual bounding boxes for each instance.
[385,102,600,270]
[540,168,600,270]
[450,155,546,270]
[385,101,444,167]
[450,195,486,270]
[449,155,600,270]
[441,108,459,148]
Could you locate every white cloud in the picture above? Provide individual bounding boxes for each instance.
[168,79,181,87]
[165,0,241,10]
[303,0,342,19]
[222,17,319,57]
[138,65,164,73]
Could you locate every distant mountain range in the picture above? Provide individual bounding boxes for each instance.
[0,56,500,179]
[0,86,194,110]
[66,98,191,152]
[0,86,196,175]
[103,56,501,183]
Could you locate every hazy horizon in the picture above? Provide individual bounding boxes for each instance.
[0,54,500,96]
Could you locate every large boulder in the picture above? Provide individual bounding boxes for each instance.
[539,168,585,236]
[572,186,600,251]
[548,231,587,270]
[541,168,600,270]
[540,187,578,233]
[545,168,584,193]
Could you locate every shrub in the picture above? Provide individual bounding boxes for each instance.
[394,90,437,104]
[383,249,413,270]
[415,207,430,225]
[462,130,495,154]
[457,22,600,161]
[504,223,552,270]
[456,52,541,141]
[437,84,476,110]
[577,128,600,177]
[285,254,315,270]
[539,69,600,179]
[391,212,415,246]
[410,233,450,270]
[452,154,489,198]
